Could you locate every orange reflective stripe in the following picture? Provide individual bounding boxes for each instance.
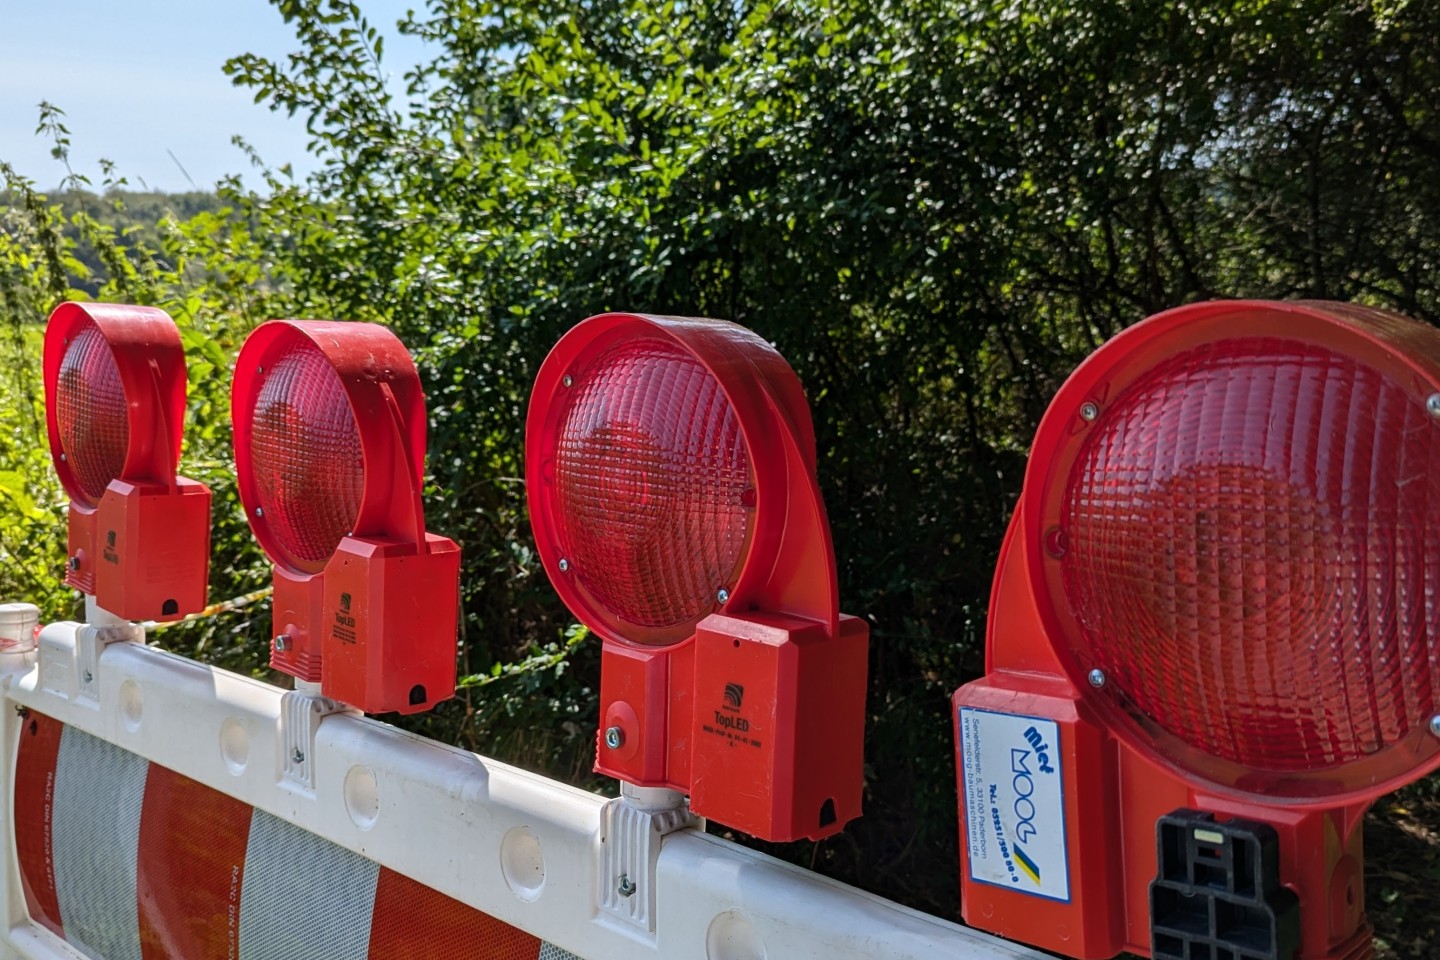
[368,868,542,960]
[137,765,252,960]
[14,709,64,938]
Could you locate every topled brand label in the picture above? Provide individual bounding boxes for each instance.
[958,708,1070,902]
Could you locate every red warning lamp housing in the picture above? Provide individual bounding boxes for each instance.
[43,302,210,621]
[954,301,1440,960]
[527,313,869,842]
[232,320,459,715]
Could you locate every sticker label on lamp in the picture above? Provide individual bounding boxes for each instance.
[958,707,1070,902]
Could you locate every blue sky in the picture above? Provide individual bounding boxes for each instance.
[1,0,428,192]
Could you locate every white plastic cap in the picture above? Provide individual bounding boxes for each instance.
[0,602,41,653]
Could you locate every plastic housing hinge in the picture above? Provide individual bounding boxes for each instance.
[1151,809,1300,960]
[598,784,701,934]
[278,680,357,795]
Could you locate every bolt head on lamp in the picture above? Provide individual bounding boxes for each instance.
[527,313,868,842]
[955,301,1440,960]
[231,320,460,715]
[43,302,211,621]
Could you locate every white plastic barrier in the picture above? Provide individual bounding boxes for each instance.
[0,602,1047,960]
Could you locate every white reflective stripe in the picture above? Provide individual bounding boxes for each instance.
[237,810,380,960]
[540,943,583,960]
[51,727,147,960]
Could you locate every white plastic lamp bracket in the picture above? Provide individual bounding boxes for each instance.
[279,679,357,795]
[598,783,702,936]
[75,621,143,706]
[34,600,142,706]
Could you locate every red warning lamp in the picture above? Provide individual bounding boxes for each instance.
[231,320,460,714]
[43,302,210,621]
[954,300,1440,960]
[527,313,869,842]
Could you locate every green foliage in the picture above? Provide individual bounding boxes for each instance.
[1367,778,1440,957]
[5,2,1440,954]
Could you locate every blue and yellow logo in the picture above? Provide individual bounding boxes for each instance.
[1013,845,1041,884]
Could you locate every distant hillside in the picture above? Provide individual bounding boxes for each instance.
[0,189,225,296]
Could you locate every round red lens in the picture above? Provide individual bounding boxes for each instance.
[55,324,129,505]
[552,337,755,638]
[248,342,364,573]
[1060,337,1440,774]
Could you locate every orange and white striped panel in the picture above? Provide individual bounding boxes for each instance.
[14,710,580,960]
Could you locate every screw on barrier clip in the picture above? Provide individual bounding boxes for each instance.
[31,598,143,706]
[597,782,701,936]
[278,679,358,795]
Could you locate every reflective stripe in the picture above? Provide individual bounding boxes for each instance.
[52,727,148,960]
[137,764,253,959]
[13,709,65,937]
[368,867,544,960]
[15,715,582,960]
[237,810,380,960]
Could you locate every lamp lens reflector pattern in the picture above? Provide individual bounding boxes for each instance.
[1061,337,1440,773]
[55,324,129,505]
[249,342,364,572]
[553,337,754,635]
